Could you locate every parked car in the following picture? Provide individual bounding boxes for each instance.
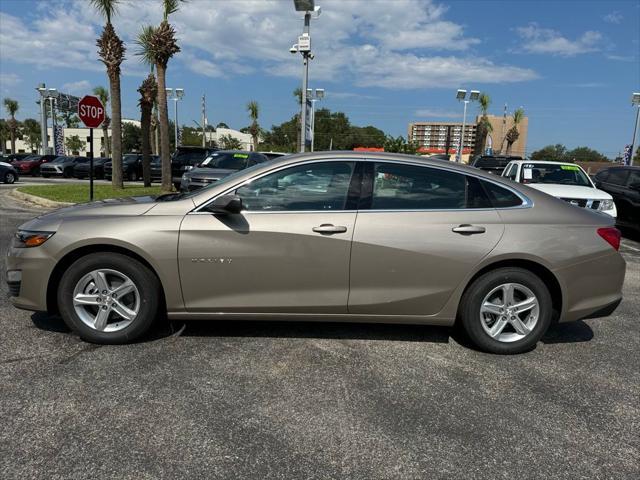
[5,153,33,164]
[73,157,110,179]
[259,151,288,161]
[180,150,269,192]
[471,155,522,175]
[502,160,617,217]
[593,166,640,230]
[40,156,88,178]
[13,154,58,176]
[104,154,141,181]
[1,161,18,184]
[170,146,216,188]
[425,153,452,161]
[7,152,625,354]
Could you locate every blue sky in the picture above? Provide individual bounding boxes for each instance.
[0,0,638,157]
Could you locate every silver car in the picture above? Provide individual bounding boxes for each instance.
[6,152,625,354]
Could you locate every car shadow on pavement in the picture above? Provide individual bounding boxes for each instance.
[29,313,594,347]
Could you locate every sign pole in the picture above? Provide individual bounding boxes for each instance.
[89,128,94,201]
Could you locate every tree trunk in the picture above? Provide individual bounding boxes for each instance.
[10,117,16,154]
[506,142,513,156]
[253,134,258,152]
[109,73,123,189]
[141,102,152,187]
[102,125,110,157]
[156,64,172,192]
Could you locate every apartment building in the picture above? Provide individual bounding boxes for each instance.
[408,122,478,155]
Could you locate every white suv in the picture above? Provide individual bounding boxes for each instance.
[502,160,616,217]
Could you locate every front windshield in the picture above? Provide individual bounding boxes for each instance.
[123,154,138,162]
[200,152,249,170]
[51,156,70,163]
[520,163,592,187]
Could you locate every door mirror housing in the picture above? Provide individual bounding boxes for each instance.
[207,194,243,214]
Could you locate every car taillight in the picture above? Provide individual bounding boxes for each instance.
[597,227,621,251]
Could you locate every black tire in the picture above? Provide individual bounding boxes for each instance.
[57,253,161,344]
[128,169,137,181]
[4,172,16,184]
[63,168,72,178]
[458,267,552,354]
[42,174,50,178]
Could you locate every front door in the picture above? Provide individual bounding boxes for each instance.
[349,161,505,316]
[178,160,359,313]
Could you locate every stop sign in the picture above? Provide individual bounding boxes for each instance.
[78,95,105,128]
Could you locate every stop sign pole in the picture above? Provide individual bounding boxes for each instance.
[78,95,105,201]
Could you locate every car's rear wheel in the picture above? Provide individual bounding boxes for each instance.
[57,253,160,344]
[459,267,552,354]
[4,171,16,184]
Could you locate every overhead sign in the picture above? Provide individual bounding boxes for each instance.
[298,34,311,52]
[78,95,105,128]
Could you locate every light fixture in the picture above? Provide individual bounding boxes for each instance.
[293,0,314,11]
[456,89,467,100]
[175,88,185,99]
[632,92,640,106]
[469,90,480,101]
[315,88,325,99]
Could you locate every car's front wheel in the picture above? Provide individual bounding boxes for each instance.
[4,171,16,184]
[57,253,161,344]
[458,267,552,354]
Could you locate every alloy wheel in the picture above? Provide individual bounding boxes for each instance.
[479,282,539,343]
[72,269,140,332]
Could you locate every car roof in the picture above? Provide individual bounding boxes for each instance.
[510,160,578,165]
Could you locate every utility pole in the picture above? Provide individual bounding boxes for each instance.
[201,94,206,148]
[36,84,49,155]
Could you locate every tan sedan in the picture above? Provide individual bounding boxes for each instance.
[6,152,625,354]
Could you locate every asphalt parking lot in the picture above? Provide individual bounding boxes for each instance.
[1,188,639,480]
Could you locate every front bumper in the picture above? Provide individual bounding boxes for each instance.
[6,244,56,312]
[40,168,64,176]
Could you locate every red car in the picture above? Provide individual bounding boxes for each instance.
[13,154,58,176]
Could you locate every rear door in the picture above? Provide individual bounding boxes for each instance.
[348,161,504,316]
[179,160,361,313]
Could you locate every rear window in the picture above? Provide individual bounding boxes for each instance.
[474,157,510,168]
[481,180,524,208]
[605,168,630,186]
[201,152,250,170]
[174,150,208,165]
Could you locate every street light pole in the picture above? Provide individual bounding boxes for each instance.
[166,88,184,152]
[307,87,324,152]
[631,92,640,166]
[455,89,479,163]
[36,84,48,155]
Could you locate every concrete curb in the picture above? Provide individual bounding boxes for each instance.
[10,188,75,208]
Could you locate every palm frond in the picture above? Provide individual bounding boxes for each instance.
[135,25,158,66]
[513,107,525,125]
[247,100,259,121]
[478,93,491,114]
[93,86,109,106]
[89,0,121,23]
[3,98,19,117]
[163,0,186,20]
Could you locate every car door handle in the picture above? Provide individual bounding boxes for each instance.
[452,224,486,235]
[312,224,348,234]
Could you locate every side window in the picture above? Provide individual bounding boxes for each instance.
[594,169,609,183]
[504,163,518,181]
[236,161,355,211]
[481,180,524,208]
[627,171,640,188]
[606,169,630,186]
[370,163,491,210]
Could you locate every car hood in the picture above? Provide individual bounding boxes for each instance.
[527,184,612,200]
[187,168,236,180]
[19,196,161,232]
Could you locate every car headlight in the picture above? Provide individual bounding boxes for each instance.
[598,199,614,211]
[13,230,55,248]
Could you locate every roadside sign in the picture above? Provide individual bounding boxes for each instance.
[298,34,311,52]
[78,95,105,128]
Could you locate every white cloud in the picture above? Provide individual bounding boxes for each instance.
[0,73,20,88]
[603,11,623,24]
[414,108,460,118]
[0,0,538,90]
[515,23,603,56]
[62,80,91,94]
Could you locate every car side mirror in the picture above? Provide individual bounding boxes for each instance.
[207,194,243,214]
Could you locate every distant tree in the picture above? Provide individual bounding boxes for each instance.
[122,122,142,152]
[474,92,492,156]
[22,118,42,152]
[530,144,568,162]
[634,147,640,165]
[137,73,157,186]
[218,134,242,150]
[384,135,418,154]
[180,126,204,146]
[65,135,86,155]
[505,107,525,155]
[215,122,228,129]
[565,146,609,162]
[0,119,9,154]
[93,85,111,156]
[246,100,260,151]
[3,98,19,153]
[57,111,81,128]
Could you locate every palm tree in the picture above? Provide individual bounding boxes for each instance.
[137,72,158,187]
[474,93,493,156]
[92,86,111,156]
[91,0,125,188]
[136,0,184,192]
[505,108,525,155]
[246,100,260,151]
[3,98,19,154]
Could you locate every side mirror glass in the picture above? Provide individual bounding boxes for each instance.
[207,194,243,214]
